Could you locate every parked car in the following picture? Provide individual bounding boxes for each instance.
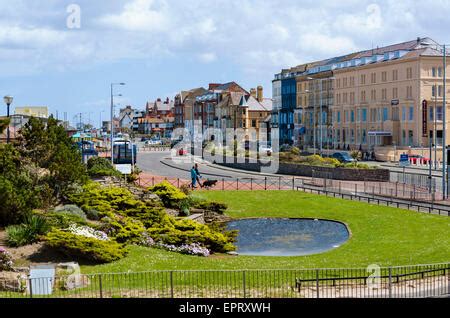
[332,152,357,164]
[259,142,273,155]
[409,155,430,165]
[145,139,162,145]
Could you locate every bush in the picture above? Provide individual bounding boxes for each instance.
[45,229,127,263]
[148,218,236,253]
[148,181,187,208]
[43,211,88,229]
[193,201,228,214]
[6,215,50,247]
[85,209,100,221]
[0,248,13,271]
[87,157,122,178]
[54,205,87,220]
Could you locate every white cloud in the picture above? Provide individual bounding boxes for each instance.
[1,0,450,80]
[97,0,170,32]
[198,52,217,63]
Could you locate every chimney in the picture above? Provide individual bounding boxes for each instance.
[257,86,263,102]
[250,88,257,99]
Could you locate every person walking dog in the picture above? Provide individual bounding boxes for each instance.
[194,163,203,188]
[190,166,198,188]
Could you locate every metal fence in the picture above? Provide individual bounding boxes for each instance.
[137,174,450,216]
[1,264,448,298]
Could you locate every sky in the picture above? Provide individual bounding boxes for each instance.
[1,0,450,126]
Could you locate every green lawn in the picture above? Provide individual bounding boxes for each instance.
[82,191,450,274]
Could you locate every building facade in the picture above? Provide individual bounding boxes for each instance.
[273,37,450,160]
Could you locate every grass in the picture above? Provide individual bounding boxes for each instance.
[82,191,450,274]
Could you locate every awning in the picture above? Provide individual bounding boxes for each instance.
[368,131,392,137]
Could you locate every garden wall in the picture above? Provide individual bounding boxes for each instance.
[205,155,390,182]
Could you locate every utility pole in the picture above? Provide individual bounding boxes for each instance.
[443,44,448,199]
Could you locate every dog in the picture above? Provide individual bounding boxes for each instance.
[202,179,218,189]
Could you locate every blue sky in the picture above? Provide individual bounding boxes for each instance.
[1,0,450,126]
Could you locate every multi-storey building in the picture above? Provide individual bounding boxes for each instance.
[274,37,450,160]
[194,82,248,137]
[174,87,207,132]
[215,86,272,141]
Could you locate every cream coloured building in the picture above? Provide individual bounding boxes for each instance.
[276,37,449,160]
[332,38,449,156]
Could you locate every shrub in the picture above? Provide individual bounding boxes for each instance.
[54,205,87,220]
[45,229,127,263]
[193,201,228,214]
[86,157,122,178]
[99,215,147,244]
[6,215,50,247]
[0,248,13,271]
[85,209,100,221]
[148,181,187,208]
[148,218,236,253]
[43,211,87,229]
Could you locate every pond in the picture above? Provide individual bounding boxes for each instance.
[227,218,350,257]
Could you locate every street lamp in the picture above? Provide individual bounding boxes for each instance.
[111,83,125,165]
[3,95,13,143]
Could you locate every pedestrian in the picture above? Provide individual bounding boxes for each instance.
[190,166,198,189]
[194,163,203,188]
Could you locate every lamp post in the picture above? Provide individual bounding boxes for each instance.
[3,95,13,144]
[110,83,125,165]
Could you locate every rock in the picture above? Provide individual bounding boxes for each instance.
[165,209,180,217]
[0,271,27,293]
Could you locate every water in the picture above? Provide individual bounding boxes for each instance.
[227,218,349,257]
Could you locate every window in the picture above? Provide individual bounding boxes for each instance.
[409,106,414,121]
[362,108,367,122]
[392,107,399,121]
[343,78,348,87]
[439,85,443,97]
[438,67,443,77]
[382,88,387,100]
[361,90,366,102]
[406,67,413,79]
[371,89,376,101]
[392,69,398,81]
[383,107,389,121]
[406,86,413,99]
[361,74,366,85]
[343,92,348,103]
[357,109,360,122]
[432,85,437,97]
[437,106,443,121]
[350,92,355,104]
[393,87,398,99]
[251,119,257,128]
[337,111,341,123]
[402,130,406,145]
[371,73,376,84]
[337,79,341,89]
[382,71,387,82]
[362,129,367,144]
[408,130,414,146]
[402,106,407,121]
[432,67,437,77]
[430,106,434,121]
[350,76,355,87]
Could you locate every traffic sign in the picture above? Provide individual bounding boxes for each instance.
[399,154,410,167]
[115,164,132,175]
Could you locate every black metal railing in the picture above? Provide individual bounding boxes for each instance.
[1,263,448,298]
